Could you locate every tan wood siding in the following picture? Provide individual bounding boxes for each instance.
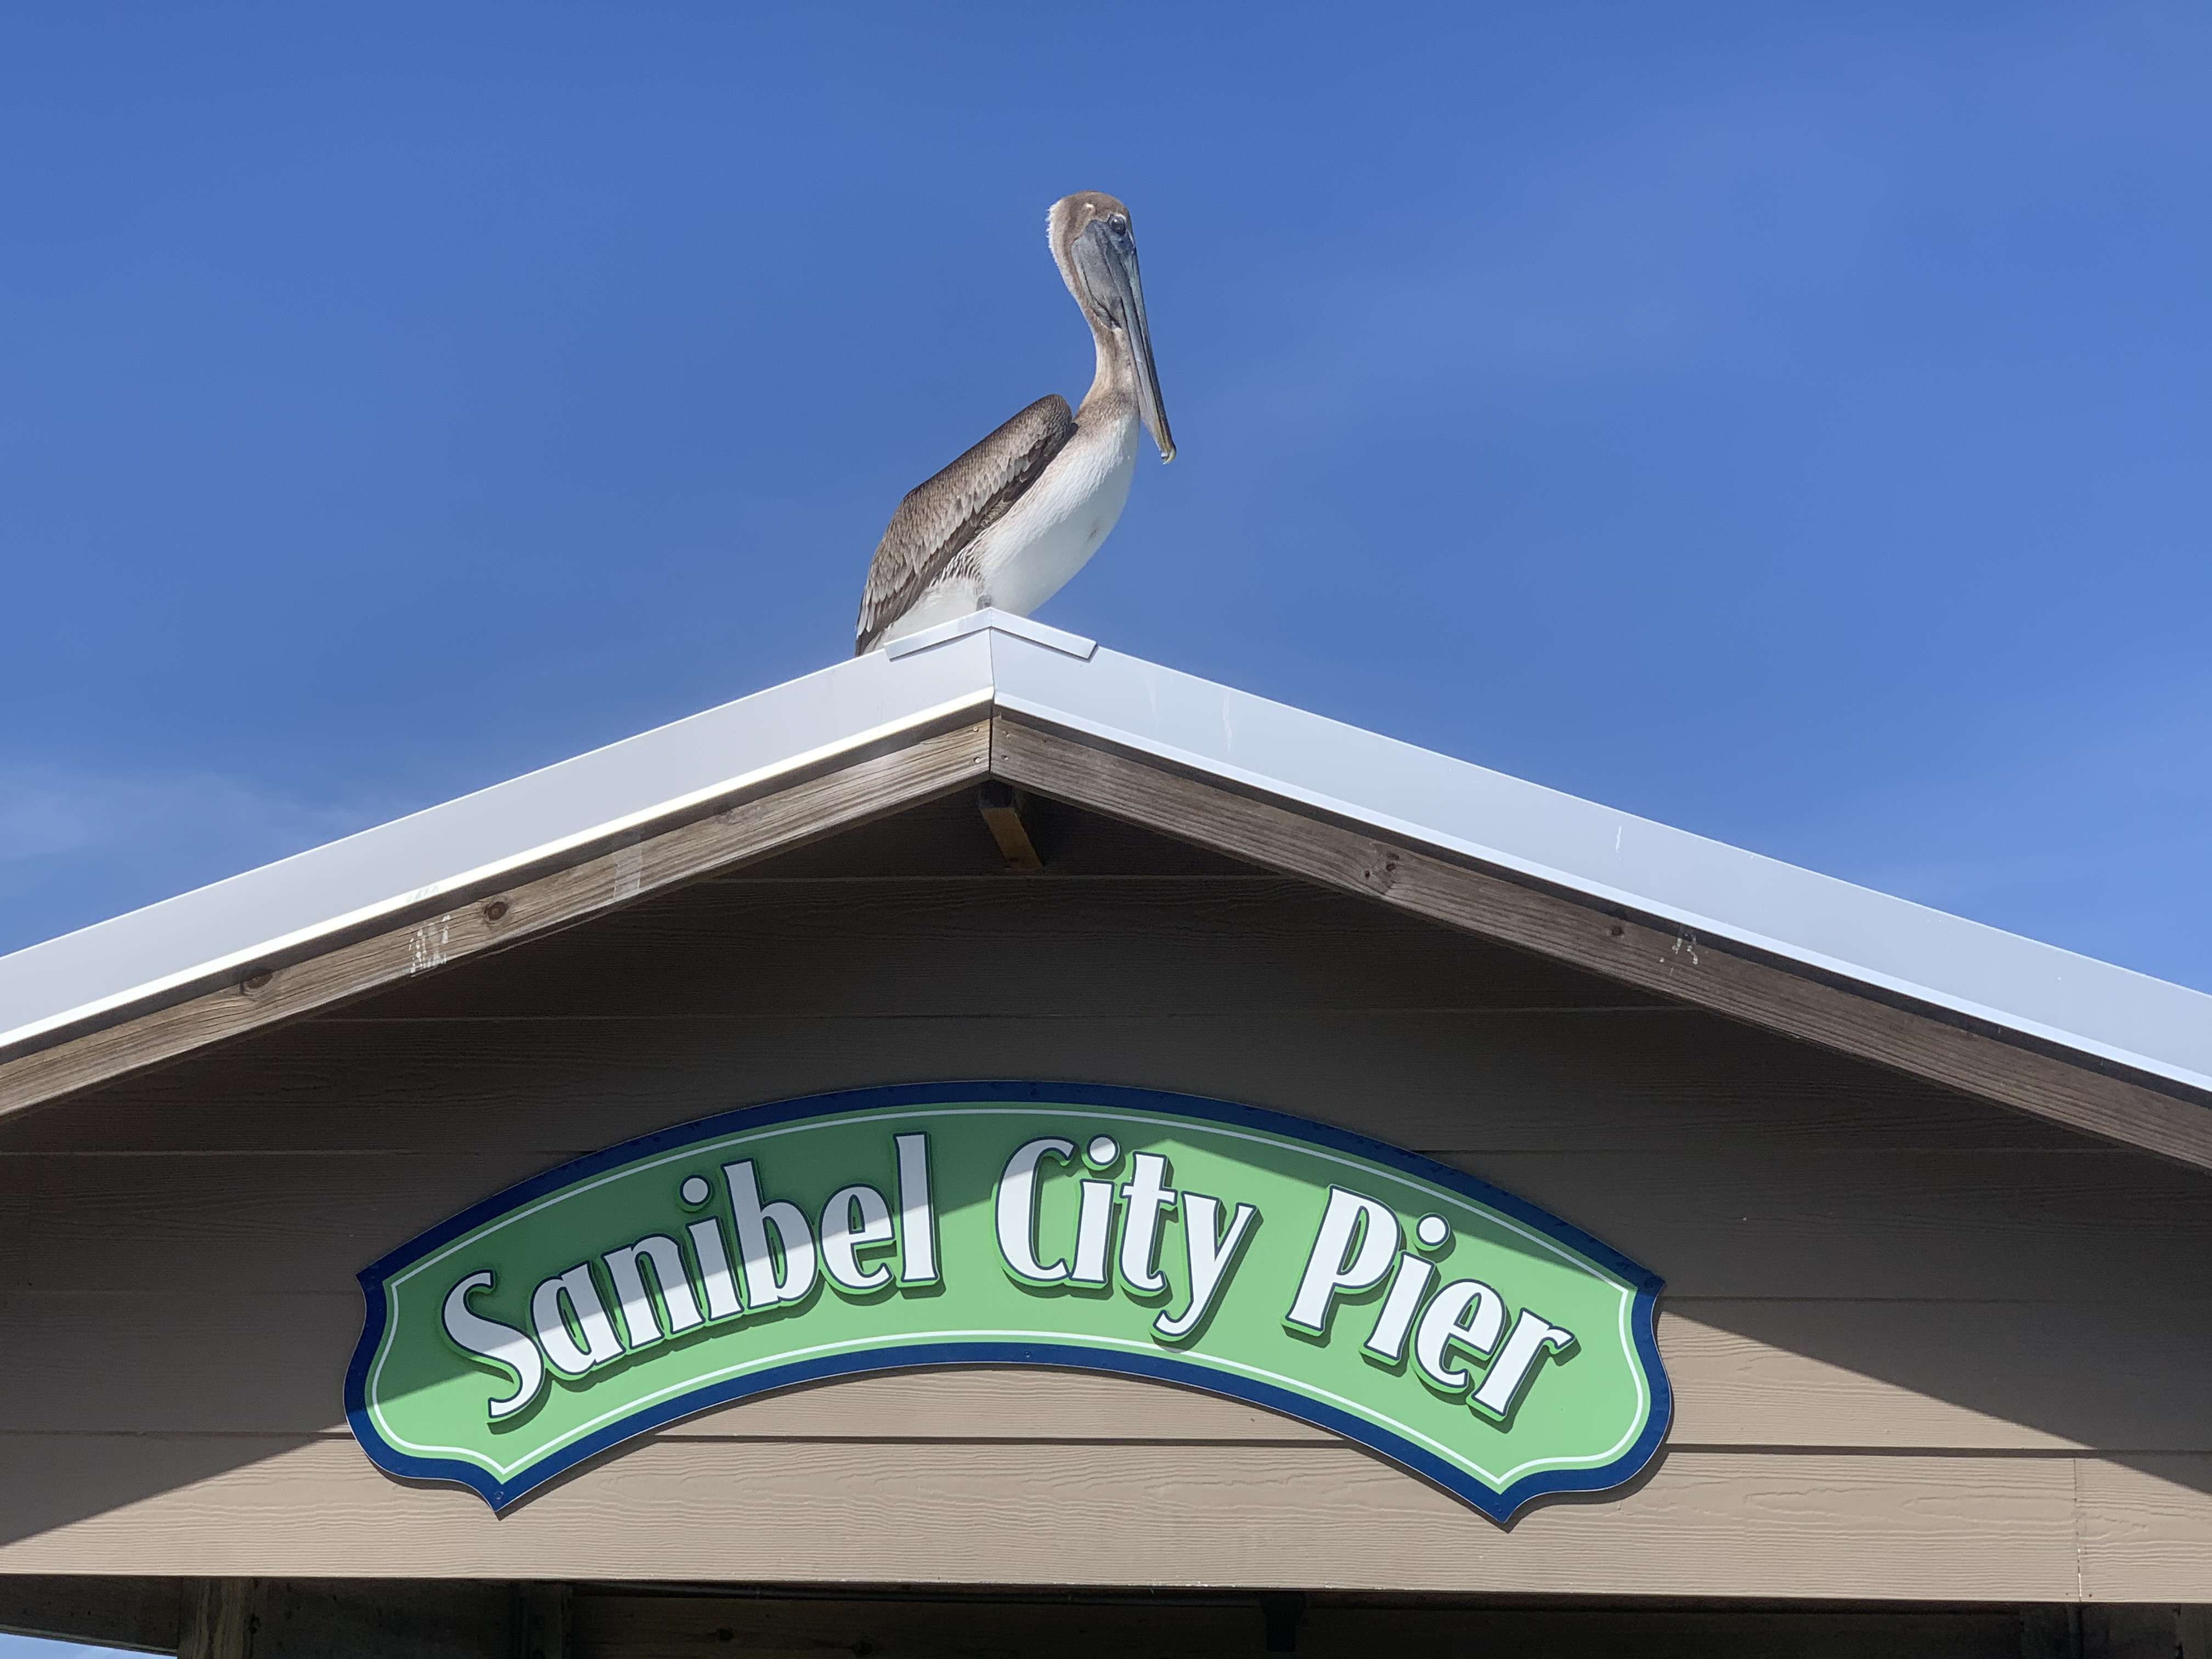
[3,804,2208,1596]
[2,1295,2205,1454]
[0,1437,2089,1597]
[1,1146,2202,1303]
[2077,1457,2212,1602]
[0,1007,2080,1156]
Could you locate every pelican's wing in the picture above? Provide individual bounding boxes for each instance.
[855,394,1076,653]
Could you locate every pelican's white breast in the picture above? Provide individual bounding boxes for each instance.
[970,403,1139,618]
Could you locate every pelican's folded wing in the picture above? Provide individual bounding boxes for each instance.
[855,394,1076,654]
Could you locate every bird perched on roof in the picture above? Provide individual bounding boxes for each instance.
[854,191,1176,654]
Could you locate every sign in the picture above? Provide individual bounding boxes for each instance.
[347,1083,1669,1520]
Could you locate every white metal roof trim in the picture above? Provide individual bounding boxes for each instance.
[985,628,2212,1097]
[5,614,2207,1105]
[0,637,996,1054]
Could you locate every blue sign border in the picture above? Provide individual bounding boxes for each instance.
[347,1081,1671,1520]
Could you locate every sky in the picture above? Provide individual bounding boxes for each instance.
[2,2,2209,1018]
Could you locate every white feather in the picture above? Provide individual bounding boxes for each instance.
[879,403,1137,645]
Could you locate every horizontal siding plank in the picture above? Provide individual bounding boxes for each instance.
[1657,1300,2212,1452]
[0,1437,2080,1598]
[0,1149,2198,1302]
[12,1012,2072,1156]
[3,1296,2207,1455]
[1465,1148,2212,1302]
[339,879,1662,1022]
[2076,1455,2212,1601]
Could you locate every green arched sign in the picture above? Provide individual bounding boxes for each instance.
[348,1083,1670,1520]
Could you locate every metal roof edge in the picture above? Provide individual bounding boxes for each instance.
[5,612,2207,1110]
[983,627,2212,1102]
[0,636,996,1056]
[888,608,1097,662]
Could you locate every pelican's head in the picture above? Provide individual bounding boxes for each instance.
[1049,190,1175,463]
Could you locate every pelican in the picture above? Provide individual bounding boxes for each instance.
[854,191,1175,653]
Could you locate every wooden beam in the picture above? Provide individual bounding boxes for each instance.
[2083,1606,2205,1659]
[516,1583,572,1659]
[570,1593,1259,1659]
[179,1580,253,1659]
[0,1577,180,1652]
[252,1581,517,1658]
[0,721,990,1120]
[177,1580,519,1658]
[568,1593,2038,1659]
[975,779,1044,870]
[990,716,2212,1173]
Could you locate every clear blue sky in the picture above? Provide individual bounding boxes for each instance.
[3,4,2208,1002]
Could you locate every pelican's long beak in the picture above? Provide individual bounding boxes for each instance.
[1077,218,1176,462]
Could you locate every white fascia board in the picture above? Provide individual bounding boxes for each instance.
[985,624,2212,1099]
[0,634,995,1055]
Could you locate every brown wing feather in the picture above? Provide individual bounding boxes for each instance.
[855,394,1076,653]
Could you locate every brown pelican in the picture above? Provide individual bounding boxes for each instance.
[854,191,1175,653]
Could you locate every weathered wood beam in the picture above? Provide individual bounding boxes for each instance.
[975,779,1044,870]
[0,1576,180,1652]
[515,1583,572,1659]
[178,1579,253,1659]
[2059,1605,2212,1659]
[991,715,2212,1174]
[0,721,990,1120]
[178,1580,521,1657]
[566,1592,2051,1659]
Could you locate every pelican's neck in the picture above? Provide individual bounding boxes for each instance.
[1077,314,1135,425]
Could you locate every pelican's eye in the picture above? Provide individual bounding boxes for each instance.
[1108,213,1128,233]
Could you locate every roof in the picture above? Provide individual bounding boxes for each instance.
[5,610,2209,1165]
